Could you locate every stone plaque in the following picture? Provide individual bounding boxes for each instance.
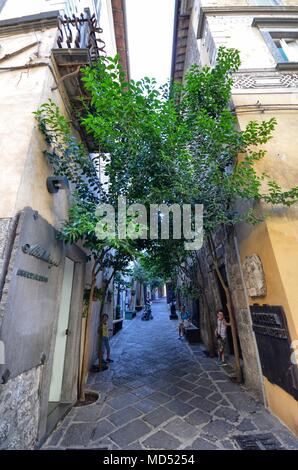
[242,254,266,298]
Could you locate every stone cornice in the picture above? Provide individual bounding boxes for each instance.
[197,6,298,38]
[252,17,298,28]
[0,11,59,35]
[277,62,298,71]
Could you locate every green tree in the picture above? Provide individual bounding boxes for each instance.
[34,102,140,399]
[36,47,298,388]
[80,49,298,382]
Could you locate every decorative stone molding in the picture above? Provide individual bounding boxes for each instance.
[242,254,267,298]
[232,71,298,89]
[197,6,298,39]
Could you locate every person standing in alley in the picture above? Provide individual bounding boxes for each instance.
[215,309,228,366]
[99,313,113,366]
[178,305,191,339]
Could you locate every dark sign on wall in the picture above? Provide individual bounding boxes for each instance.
[0,208,63,380]
[250,304,298,401]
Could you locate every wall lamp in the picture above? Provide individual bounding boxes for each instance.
[47,176,69,194]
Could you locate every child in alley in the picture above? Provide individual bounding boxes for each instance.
[178,305,191,340]
[215,309,228,366]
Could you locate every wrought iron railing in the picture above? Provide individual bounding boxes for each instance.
[57,12,106,61]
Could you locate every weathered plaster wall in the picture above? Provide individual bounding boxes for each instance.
[233,94,298,342]
[207,15,276,69]
[0,4,118,448]
[0,26,70,225]
[233,96,298,436]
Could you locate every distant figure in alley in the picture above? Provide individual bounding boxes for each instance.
[178,305,191,340]
[215,309,228,367]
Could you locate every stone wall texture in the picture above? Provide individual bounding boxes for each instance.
[193,227,264,401]
[0,365,42,449]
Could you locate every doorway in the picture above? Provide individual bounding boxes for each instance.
[215,264,242,358]
[47,258,75,428]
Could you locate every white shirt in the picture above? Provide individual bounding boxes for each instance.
[217,319,227,339]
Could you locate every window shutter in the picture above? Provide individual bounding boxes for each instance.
[261,31,288,63]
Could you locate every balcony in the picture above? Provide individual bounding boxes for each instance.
[51,11,106,150]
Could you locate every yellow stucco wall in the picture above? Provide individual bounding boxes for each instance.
[234,92,298,435]
[264,378,298,436]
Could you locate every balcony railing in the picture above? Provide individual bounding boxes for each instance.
[56,12,106,61]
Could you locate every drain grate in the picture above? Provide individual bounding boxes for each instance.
[234,433,284,450]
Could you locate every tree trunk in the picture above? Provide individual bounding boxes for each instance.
[207,234,242,383]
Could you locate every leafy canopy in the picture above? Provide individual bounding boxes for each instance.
[36,47,298,281]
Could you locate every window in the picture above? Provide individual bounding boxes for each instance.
[273,38,298,62]
[256,28,298,65]
[249,0,282,5]
[0,0,6,13]
[253,17,298,66]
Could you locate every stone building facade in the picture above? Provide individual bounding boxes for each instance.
[0,0,129,449]
[172,0,298,435]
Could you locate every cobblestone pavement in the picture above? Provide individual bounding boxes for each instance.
[43,299,298,450]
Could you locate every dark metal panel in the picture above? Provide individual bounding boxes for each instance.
[250,304,298,400]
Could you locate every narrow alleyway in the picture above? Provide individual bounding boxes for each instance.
[43,300,298,450]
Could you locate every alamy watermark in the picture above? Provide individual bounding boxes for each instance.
[95,197,203,250]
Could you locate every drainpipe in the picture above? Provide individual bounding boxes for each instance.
[170,0,180,84]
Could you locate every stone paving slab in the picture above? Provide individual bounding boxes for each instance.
[108,406,142,427]
[142,430,181,450]
[109,419,151,447]
[143,406,176,427]
[43,299,298,450]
